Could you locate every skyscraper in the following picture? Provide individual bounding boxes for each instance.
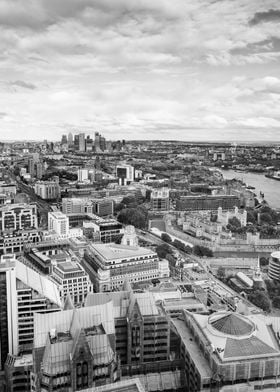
[68,132,73,145]
[78,133,85,151]
[0,254,61,369]
[61,134,68,144]
[28,158,34,177]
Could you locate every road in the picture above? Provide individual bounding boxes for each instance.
[6,168,51,229]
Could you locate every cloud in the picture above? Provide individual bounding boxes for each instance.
[10,80,36,90]
[0,0,280,141]
[250,9,280,25]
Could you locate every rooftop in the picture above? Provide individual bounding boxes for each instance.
[209,312,255,337]
[81,378,145,392]
[191,311,280,361]
[89,243,155,262]
[172,317,212,381]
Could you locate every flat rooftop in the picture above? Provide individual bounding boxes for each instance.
[172,318,212,381]
[69,378,145,392]
[90,243,155,262]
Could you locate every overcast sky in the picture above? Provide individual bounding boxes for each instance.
[0,0,280,142]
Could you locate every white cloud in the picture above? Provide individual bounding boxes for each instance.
[0,0,280,141]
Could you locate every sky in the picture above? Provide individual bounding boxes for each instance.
[0,0,280,142]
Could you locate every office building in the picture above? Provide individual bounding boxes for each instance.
[28,158,35,177]
[85,289,170,369]
[61,134,68,145]
[32,300,120,391]
[0,203,38,233]
[0,255,61,371]
[83,226,169,292]
[34,181,60,200]
[85,135,94,152]
[48,250,93,305]
[35,162,44,179]
[82,215,124,243]
[62,197,114,217]
[116,164,134,185]
[48,211,69,236]
[0,182,17,198]
[68,132,73,146]
[95,131,107,152]
[0,230,41,255]
[151,188,170,212]
[78,168,89,182]
[176,195,240,211]
[173,310,280,391]
[79,133,86,152]
[268,251,280,281]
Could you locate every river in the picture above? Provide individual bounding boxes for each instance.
[220,169,280,209]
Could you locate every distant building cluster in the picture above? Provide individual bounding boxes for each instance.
[1,139,280,391]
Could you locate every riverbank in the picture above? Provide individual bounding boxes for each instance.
[221,169,280,209]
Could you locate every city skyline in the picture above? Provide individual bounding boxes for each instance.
[0,0,280,141]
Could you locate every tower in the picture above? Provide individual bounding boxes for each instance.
[78,133,85,152]
[68,132,73,145]
[121,226,138,247]
[0,255,18,370]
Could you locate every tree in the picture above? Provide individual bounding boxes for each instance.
[228,216,241,228]
[166,253,177,267]
[260,212,272,225]
[247,211,256,224]
[117,208,147,229]
[156,243,172,259]
[216,267,226,280]
[115,202,125,213]
[173,239,187,252]
[259,257,269,266]
[272,296,280,309]
[193,245,213,257]
[161,233,172,243]
[248,291,271,312]
[210,214,217,223]
[121,196,137,208]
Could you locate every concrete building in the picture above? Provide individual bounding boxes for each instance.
[35,162,44,179]
[32,300,120,391]
[0,254,61,372]
[62,197,114,217]
[0,230,41,255]
[173,310,280,391]
[78,168,89,182]
[0,182,17,199]
[82,215,124,243]
[116,164,134,186]
[0,203,38,233]
[151,188,170,212]
[28,158,35,177]
[83,226,169,292]
[48,211,69,236]
[79,133,86,152]
[176,195,240,211]
[48,250,93,305]
[85,290,170,371]
[34,181,60,200]
[68,132,73,146]
[268,251,280,281]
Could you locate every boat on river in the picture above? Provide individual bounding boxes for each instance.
[265,171,280,181]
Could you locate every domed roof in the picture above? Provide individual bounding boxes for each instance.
[209,312,255,337]
[14,193,30,204]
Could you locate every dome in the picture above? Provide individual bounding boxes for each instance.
[14,192,30,204]
[208,312,255,337]
[124,225,136,235]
